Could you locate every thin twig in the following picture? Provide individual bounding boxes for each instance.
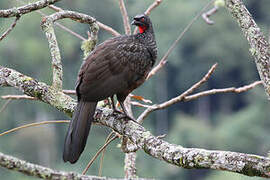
[133,0,163,34]
[130,101,152,108]
[138,63,218,123]
[54,22,86,40]
[184,81,262,101]
[202,5,218,25]
[0,120,69,136]
[1,90,76,100]
[147,0,215,80]
[118,0,131,35]
[16,0,86,41]
[47,4,120,37]
[0,99,12,114]
[0,15,20,41]
[1,95,36,100]
[98,132,115,176]
[48,5,63,11]
[63,89,76,95]
[82,135,118,175]
[97,21,121,37]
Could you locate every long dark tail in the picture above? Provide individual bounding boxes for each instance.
[63,100,97,164]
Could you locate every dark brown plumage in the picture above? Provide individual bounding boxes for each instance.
[63,14,157,164]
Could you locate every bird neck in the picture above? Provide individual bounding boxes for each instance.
[134,25,157,62]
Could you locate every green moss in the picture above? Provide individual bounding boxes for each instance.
[242,163,262,176]
[22,77,33,82]
[249,48,257,56]
[215,0,225,7]
[33,90,43,99]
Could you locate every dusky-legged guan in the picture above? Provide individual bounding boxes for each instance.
[63,14,157,164]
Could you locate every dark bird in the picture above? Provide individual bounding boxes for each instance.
[63,14,157,164]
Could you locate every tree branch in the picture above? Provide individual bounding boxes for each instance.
[146,0,215,80]
[1,64,269,178]
[0,152,152,180]
[138,63,218,123]
[225,0,270,98]
[47,4,120,37]
[184,81,262,101]
[133,0,163,34]
[0,15,20,41]
[95,106,270,178]
[0,66,76,117]
[41,17,63,90]
[118,0,131,35]
[0,0,61,18]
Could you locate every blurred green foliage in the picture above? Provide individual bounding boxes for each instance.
[1,0,270,179]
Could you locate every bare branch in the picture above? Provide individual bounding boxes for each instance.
[202,5,218,25]
[133,0,163,34]
[118,0,131,35]
[0,120,69,136]
[225,0,270,98]
[147,0,215,80]
[1,90,76,100]
[1,95,36,100]
[48,5,63,11]
[97,21,121,37]
[98,132,115,176]
[15,0,86,41]
[145,0,162,15]
[0,15,20,41]
[184,81,262,101]
[54,21,86,40]
[82,135,118,175]
[0,0,61,18]
[47,4,120,37]
[63,89,76,95]
[130,101,152,108]
[0,99,12,114]
[138,63,218,122]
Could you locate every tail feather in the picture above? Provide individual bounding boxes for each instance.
[63,101,97,164]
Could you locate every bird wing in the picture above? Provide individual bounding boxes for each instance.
[76,36,152,102]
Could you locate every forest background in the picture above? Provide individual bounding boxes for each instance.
[0,0,270,179]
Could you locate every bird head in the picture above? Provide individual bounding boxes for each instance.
[131,14,151,33]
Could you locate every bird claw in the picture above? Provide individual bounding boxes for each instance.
[113,110,140,125]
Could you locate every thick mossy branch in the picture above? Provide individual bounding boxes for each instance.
[0,66,75,117]
[41,18,63,90]
[95,108,270,178]
[0,0,61,18]
[1,65,270,178]
[0,152,153,180]
[225,0,270,97]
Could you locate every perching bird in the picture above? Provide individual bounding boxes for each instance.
[63,14,157,164]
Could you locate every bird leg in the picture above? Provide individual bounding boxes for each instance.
[119,101,140,125]
[110,96,140,125]
[110,96,117,112]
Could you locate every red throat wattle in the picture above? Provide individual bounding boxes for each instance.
[139,26,147,33]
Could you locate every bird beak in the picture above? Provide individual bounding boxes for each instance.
[131,19,143,26]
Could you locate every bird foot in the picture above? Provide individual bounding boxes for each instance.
[113,110,140,125]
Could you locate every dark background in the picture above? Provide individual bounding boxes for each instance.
[0,0,269,179]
